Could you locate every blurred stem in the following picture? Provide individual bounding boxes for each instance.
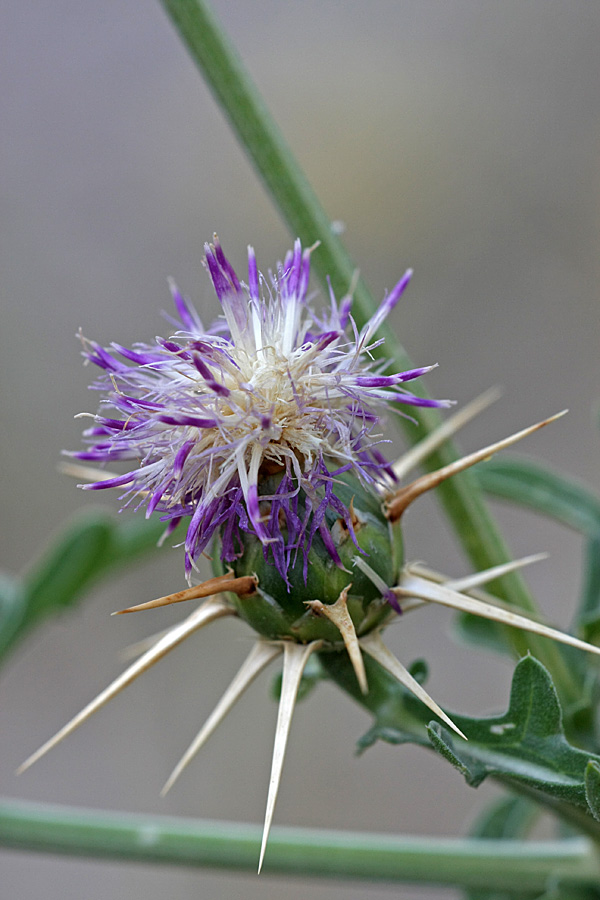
[1,798,598,888]
[158,0,578,702]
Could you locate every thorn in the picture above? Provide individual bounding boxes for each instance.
[391,387,503,482]
[352,556,392,598]
[386,410,567,521]
[161,640,282,796]
[359,632,467,740]
[258,640,323,874]
[407,554,549,597]
[17,598,233,775]
[306,586,368,694]
[396,556,549,617]
[395,572,600,659]
[113,573,257,614]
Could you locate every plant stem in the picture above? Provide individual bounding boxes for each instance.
[157,0,579,704]
[1,798,598,888]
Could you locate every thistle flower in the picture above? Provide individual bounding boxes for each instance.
[22,241,600,874]
[70,237,448,582]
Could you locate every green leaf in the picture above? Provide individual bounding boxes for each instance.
[575,537,600,644]
[0,573,27,655]
[427,657,600,824]
[0,510,184,664]
[475,458,600,538]
[0,513,110,660]
[322,650,600,838]
[583,760,600,822]
[22,512,113,614]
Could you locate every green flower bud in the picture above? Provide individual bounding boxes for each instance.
[223,470,403,644]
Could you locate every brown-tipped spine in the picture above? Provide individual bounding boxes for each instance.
[114,573,257,615]
[386,411,566,522]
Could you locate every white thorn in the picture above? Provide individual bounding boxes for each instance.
[410,554,549,596]
[17,598,233,775]
[387,410,567,521]
[397,572,600,659]
[161,640,282,796]
[359,632,467,741]
[258,640,323,874]
[307,587,368,694]
[392,387,503,481]
[352,556,392,597]
[396,556,549,618]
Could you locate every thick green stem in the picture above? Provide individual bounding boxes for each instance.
[157,0,577,702]
[1,798,598,888]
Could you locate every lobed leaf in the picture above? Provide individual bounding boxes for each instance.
[427,657,600,824]
[326,650,600,835]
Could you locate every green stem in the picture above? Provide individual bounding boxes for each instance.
[157,0,578,704]
[1,798,598,888]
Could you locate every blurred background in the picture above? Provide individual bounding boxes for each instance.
[2,2,600,898]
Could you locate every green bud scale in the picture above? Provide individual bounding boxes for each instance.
[224,470,403,644]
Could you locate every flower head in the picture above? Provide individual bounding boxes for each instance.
[72,237,449,581]
[29,384,589,874]
[21,229,594,875]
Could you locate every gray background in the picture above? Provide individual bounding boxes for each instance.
[2,2,600,898]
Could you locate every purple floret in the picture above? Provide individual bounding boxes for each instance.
[70,237,450,585]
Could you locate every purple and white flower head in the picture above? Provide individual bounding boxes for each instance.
[29,246,583,872]
[72,237,449,581]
